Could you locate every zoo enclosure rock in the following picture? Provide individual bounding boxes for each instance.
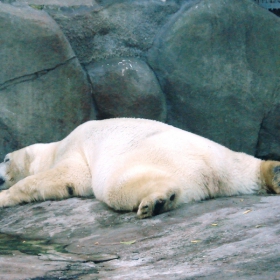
[147,0,280,155]
[42,0,182,64]
[28,0,280,158]
[0,2,96,159]
[256,104,280,161]
[0,2,72,85]
[86,58,167,121]
[1,0,280,159]
[0,196,280,279]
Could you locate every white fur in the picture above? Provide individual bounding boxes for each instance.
[0,118,265,218]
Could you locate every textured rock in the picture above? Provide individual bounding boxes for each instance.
[0,2,73,85]
[0,119,18,162]
[0,195,280,279]
[0,3,95,159]
[3,0,280,158]
[42,0,181,64]
[86,58,166,120]
[256,104,280,160]
[148,0,280,155]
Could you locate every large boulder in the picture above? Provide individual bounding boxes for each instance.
[148,0,280,155]
[86,58,166,121]
[0,3,95,159]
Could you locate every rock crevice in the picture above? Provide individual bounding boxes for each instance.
[0,56,77,91]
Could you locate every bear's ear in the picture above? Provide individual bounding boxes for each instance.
[3,154,11,164]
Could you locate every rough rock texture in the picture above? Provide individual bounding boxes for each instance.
[147,0,280,155]
[0,195,280,279]
[1,0,280,158]
[0,2,95,159]
[86,58,166,120]
[256,104,280,160]
[0,2,72,85]
[43,0,181,64]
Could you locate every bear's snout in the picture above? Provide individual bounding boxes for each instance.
[0,161,7,188]
[0,177,5,186]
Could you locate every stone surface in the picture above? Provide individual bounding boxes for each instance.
[148,0,280,155]
[1,0,280,158]
[0,195,280,279]
[86,58,166,120]
[0,2,96,159]
[0,2,73,85]
[42,0,181,64]
[256,104,280,160]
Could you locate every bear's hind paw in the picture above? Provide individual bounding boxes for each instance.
[137,192,177,219]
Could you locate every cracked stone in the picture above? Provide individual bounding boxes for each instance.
[0,2,96,158]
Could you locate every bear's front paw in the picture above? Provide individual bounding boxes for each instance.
[0,190,17,208]
[137,200,155,219]
[137,192,177,219]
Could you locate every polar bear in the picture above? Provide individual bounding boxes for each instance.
[0,118,279,218]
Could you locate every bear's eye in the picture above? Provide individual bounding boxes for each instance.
[4,158,10,163]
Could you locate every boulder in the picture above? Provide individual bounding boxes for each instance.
[0,3,95,159]
[148,0,280,155]
[0,2,73,85]
[86,58,166,121]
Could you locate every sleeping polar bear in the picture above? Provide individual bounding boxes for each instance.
[0,118,280,218]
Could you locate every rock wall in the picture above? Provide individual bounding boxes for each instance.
[0,0,280,159]
[0,2,95,158]
[147,0,280,155]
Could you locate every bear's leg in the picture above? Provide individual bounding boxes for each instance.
[137,190,178,219]
[0,161,92,207]
[260,160,280,194]
[106,166,181,218]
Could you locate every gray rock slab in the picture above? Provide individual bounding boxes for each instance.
[148,0,280,156]
[0,195,280,279]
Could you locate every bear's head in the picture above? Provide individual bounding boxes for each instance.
[0,148,32,190]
